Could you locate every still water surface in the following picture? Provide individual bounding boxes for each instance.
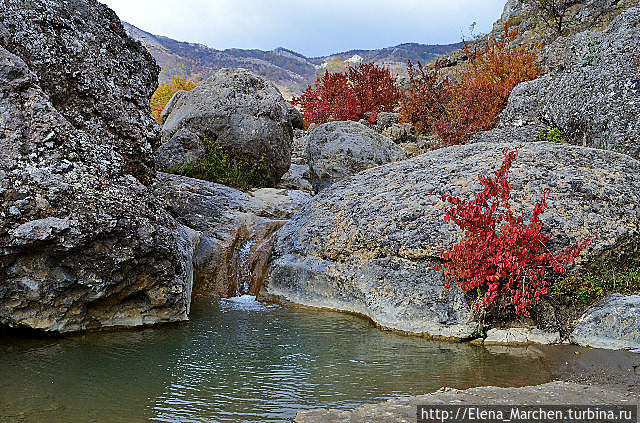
[0,297,553,422]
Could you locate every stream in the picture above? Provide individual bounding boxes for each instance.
[0,296,555,423]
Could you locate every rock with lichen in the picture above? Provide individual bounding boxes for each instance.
[261,142,640,340]
[0,1,196,333]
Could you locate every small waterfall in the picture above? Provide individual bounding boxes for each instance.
[236,239,256,297]
[189,218,286,302]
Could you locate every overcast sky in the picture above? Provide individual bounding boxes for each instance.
[101,0,507,57]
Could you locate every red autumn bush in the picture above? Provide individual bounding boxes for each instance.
[434,148,591,316]
[293,63,400,127]
[400,25,542,146]
[398,58,450,135]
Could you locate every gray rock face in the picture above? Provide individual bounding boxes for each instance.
[469,125,546,145]
[277,131,313,192]
[161,68,296,186]
[375,112,400,131]
[0,44,194,332]
[153,173,311,298]
[262,142,640,340]
[496,7,640,158]
[0,0,160,184]
[155,128,204,170]
[571,294,640,350]
[382,123,417,144]
[160,90,188,124]
[483,327,561,346]
[291,131,310,166]
[306,121,406,193]
[277,164,313,193]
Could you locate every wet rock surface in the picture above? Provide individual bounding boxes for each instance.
[0,21,194,333]
[483,327,561,346]
[262,142,640,340]
[571,294,640,350]
[160,68,297,185]
[307,121,406,193]
[153,173,311,298]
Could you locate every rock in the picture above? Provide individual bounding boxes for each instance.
[261,142,640,340]
[0,0,160,184]
[484,327,561,346]
[496,8,640,158]
[291,132,310,166]
[160,68,296,186]
[277,164,313,193]
[306,121,406,193]
[153,173,311,298]
[382,123,417,144]
[293,129,308,140]
[155,128,204,170]
[160,90,188,125]
[279,131,313,192]
[9,218,73,244]
[0,41,194,332]
[570,294,640,350]
[294,382,638,423]
[287,102,305,130]
[375,112,400,131]
[469,125,547,145]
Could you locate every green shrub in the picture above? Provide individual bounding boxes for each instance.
[537,126,566,143]
[167,138,265,189]
[553,265,640,307]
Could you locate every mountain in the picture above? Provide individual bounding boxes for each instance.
[123,22,462,98]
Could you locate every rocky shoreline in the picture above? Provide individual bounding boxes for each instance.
[295,342,640,421]
[294,381,639,423]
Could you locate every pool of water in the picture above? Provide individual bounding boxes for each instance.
[0,297,554,422]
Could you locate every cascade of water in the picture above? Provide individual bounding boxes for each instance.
[236,239,256,297]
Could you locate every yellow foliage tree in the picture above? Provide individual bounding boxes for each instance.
[150,75,199,124]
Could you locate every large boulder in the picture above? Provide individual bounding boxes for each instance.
[0,0,160,184]
[261,142,640,340]
[493,7,640,158]
[160,68,297,186]
[0,41,195,332]
[570,294,640,350]
[307,121,406,193]
[153,173,311,298]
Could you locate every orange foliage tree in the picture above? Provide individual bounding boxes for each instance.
[400,25,542,145]
[150,75,199,124]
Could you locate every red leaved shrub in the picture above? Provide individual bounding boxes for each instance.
[398,59,450,135]
[400,25,542,146]
[293,63,400,127]
[434,148,591,316]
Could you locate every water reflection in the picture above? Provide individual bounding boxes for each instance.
[0,298,553,423]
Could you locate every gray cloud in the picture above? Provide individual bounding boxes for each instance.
[101,0,506,57]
